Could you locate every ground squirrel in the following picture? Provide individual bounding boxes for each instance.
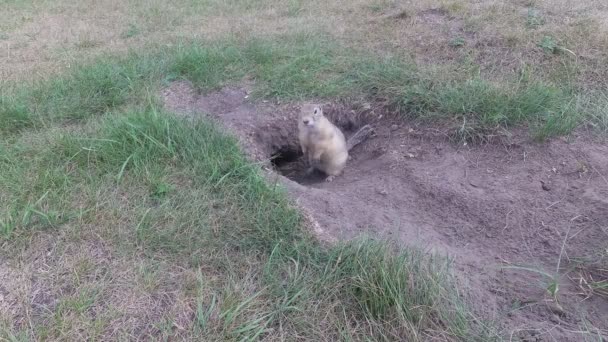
[298,104,374,182]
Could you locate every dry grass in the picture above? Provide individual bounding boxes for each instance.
[2,0,607,87]
[572,247,608,301]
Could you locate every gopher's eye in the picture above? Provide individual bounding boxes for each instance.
[313,109,319,115]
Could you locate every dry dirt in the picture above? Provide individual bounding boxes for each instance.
[162,81,608,341]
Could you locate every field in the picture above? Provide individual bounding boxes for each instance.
[1,0,608,341]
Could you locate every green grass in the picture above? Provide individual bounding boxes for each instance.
[0,59,157,133]
[0,89,33,133]
[3,35,603,140]
[169,35,346,98]
[60,108,306,254]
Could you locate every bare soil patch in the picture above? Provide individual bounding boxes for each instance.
[162,81,608,340]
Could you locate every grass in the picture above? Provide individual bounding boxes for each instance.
[0,103,492,340]
[1,0,607,340]
[2,35,605,140]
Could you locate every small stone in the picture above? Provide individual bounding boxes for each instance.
[548,302,566,317]
[541,181,551,191]
[390,124,399,131]
[378,189,388,196]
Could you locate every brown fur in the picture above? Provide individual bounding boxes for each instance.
[298,104,349,182]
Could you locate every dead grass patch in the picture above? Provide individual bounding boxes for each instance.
[2,0,607,90]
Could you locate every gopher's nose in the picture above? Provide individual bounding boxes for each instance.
[303,119,310,125]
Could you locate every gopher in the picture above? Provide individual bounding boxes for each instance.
[298,104,375,182]
[298,104,349,182]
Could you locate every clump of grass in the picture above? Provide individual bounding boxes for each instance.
[29,58,153,121]
[75,37,100,49]
[121,23,141,39]
[343,56,582,140]
[572,247,608,300]
[321,240,472,338]
[449,36,466,47]
[251,37,345,99]
[171,35,345,99]
[57,108,305,254]
[170,40,249,91]
[342,55,427,110]
[538,35,560,54]
[577,264,608,300]
[0,128,82,239]
[588,93,608,132]
[434,79,580,140]
[526,8,545,28]
[1,51,165,133]
[257,238,488,340]
[0,93,32,133]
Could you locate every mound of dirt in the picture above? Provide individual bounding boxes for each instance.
[162,81,608,341]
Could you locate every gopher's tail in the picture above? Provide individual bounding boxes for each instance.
[346,124,374,151]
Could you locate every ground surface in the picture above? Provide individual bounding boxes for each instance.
[164,81,608,341]
[2,0,608,340]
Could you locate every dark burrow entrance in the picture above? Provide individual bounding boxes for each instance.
[270,145,330,184]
